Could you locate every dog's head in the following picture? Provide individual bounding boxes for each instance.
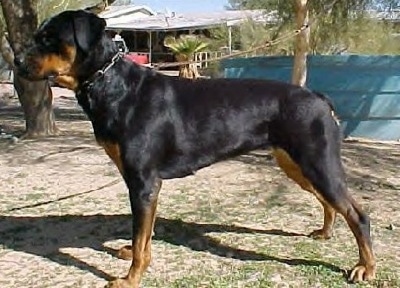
[15,10,107,90]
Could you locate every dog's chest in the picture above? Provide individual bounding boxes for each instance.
[76,91,120,141]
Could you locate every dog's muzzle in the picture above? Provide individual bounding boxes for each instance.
[14,54,50,81]
[14,55,30,77]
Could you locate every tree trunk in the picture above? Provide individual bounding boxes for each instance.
[14,75,57,137]
[1,0,58,138]
[292,0,310,87]
[176,54,200,79]
[178,64,200,79]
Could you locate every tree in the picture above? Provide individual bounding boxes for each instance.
[1,0,57,138]
[227,0,396,13]
[227,0,400,54]
[164,35,209,79]
[0,0,112,138]
[226,0,400,86]
[291,0,309,86]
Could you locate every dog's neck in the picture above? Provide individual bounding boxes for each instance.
[77,35,119,86]
[80,51,123,92]
[54,35,119,91]
[73,35,126,119]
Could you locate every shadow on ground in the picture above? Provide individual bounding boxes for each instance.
[0,214,343,281]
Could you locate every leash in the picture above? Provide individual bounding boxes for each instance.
[153,23,310,70]
[7,178,121,212]
[76,23,310,84]
[75,22,310,90]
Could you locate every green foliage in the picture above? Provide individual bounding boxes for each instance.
[208,25,231,50]
[345,18,400,54]
[36,0,103,21]
[228,0,400,14]
[164,35,210,78]
[37,0,71,21]
[223,0,400,55]
[164,35,209,59]
[0,0,103,33]
[238,20,271,50]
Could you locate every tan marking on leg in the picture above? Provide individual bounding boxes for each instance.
[271,148,335,238]
[344,199,376,282]
[125,180,161,286]
[117,180,161,261]
[272,148,320,197]
[97,141,124,174]
[107,180,162,288]
[310,201,336,239]
[272,148,376,282]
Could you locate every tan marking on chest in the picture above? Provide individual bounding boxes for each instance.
[98,140,124,175]
[54,75,78,90]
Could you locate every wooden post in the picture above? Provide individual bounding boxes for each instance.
[228,25,232,55]
[292,0,309,87]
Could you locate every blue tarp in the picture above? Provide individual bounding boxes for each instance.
[222,55,400,141]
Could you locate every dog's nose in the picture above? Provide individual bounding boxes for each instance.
[14,55,24,68]
[14,54,31,78]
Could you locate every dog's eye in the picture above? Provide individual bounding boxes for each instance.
[35,33,54,47]
[41,36,53,46]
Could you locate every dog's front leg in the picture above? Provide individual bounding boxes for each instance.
[106,172,161,288]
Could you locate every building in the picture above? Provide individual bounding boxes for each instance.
[99,4,272,65]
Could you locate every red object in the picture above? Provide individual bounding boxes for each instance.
[125,53,149,65]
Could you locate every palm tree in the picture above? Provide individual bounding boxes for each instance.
[164,34,209,79]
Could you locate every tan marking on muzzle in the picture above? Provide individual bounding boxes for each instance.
[35,45,77,79]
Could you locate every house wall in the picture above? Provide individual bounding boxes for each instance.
[222,55,400,141]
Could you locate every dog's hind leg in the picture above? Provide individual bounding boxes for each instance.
[272,146,376,282]
[271,148,337,239]
[309,200,336,240]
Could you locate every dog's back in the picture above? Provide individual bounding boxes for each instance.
[141,75,339,179]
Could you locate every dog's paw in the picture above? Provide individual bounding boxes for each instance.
[309,228,332,240]
[105,278,135,288]
[348,263,376,282]
[117,245,133,260]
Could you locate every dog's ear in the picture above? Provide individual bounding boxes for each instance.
[72,11,106,53]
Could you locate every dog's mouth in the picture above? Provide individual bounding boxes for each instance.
[15,58,49,81]
[15,46,75,81]
[16,67,53,81]
[15,58,71,82]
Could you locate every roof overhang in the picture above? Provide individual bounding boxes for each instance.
[105,10,274,32]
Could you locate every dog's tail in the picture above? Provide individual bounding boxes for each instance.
[313,91,340,125]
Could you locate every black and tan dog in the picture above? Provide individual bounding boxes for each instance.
[15,10,376,288]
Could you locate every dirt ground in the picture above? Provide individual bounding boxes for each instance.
[0,84,399,288]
